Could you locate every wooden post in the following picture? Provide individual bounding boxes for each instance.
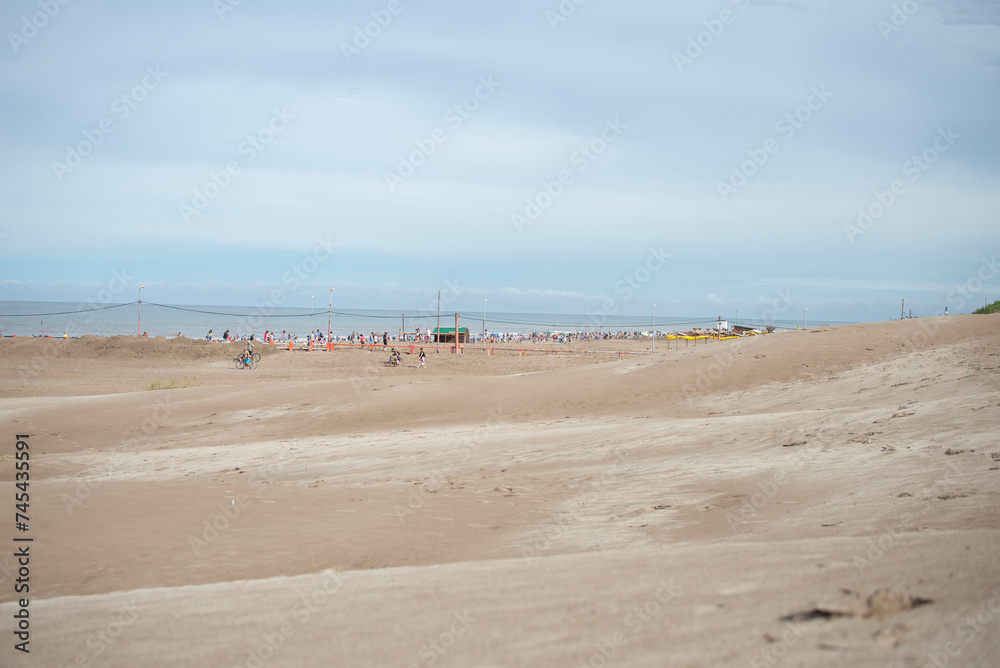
[454,313,459,354]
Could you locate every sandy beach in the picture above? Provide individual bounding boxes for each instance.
[1,315,998,667]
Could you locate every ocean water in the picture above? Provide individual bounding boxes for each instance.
[0,301,733,339]
[0,301,752,338]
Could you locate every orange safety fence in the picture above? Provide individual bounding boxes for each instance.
[280,337,748,353]
[283,342,652,356]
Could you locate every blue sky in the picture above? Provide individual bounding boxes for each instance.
[1,0,998,324]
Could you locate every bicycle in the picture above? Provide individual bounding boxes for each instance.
[234,352,261,370]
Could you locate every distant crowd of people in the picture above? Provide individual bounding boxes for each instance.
[199,327,688,346]
[205,329,327,344]
[471,330,666,344]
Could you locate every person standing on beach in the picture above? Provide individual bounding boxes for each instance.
[418,348,426,368]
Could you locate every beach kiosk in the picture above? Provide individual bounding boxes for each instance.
[432,327,469,344]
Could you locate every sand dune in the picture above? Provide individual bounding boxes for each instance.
[1,315,998,666]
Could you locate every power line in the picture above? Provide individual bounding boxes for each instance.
[0,302,138,317]
[145,302,314,318]
[1,301,856,329]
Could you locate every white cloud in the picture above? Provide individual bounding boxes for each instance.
[1,1,996,323]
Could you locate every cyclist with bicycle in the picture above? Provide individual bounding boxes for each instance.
[243,339,254,366]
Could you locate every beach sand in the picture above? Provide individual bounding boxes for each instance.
[1,315,998,667]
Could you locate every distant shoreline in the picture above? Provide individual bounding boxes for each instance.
[0,299,843,339]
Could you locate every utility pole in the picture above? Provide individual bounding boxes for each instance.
[651,304,655,353]
[401,314,405,342]
[328,288,333,346]
[137,285,144,337]
[483,299,487,352]
[901,299,904,320]
[437,291,441,353]
[454,313,459,354]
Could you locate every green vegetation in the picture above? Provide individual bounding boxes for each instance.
[972,300,1000,315]
[144,377,201,391]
